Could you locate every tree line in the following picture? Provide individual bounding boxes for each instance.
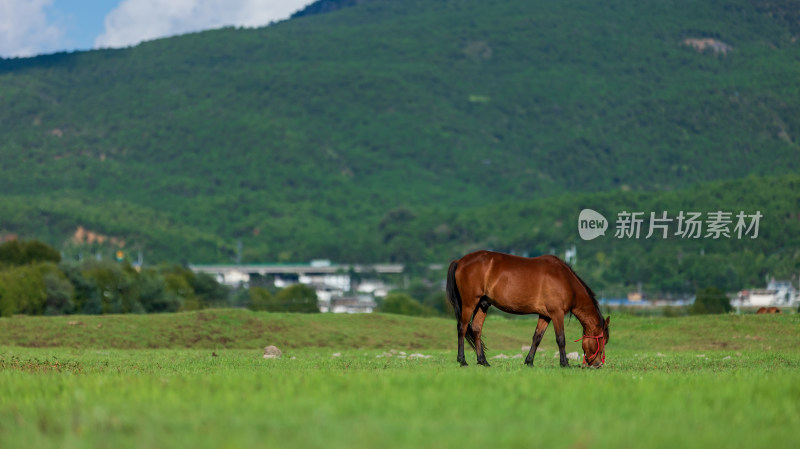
[0,239,230,317]
[0,239,767,318]
[0,239,320,317]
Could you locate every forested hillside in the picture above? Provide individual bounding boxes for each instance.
[430,174,800,296]
[0,0,798,292]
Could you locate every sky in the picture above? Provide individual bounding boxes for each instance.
[0,0,317,58]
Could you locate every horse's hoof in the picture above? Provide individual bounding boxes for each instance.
[478,361,491,367]
[459,360,468,367]
[524,360,533,367]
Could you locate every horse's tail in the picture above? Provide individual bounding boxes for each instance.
[446,260,482,350]
[446,261,461,323]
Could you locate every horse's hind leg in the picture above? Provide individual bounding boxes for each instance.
[472,299,490,366]
[457,297,478,367]
[457,320,469,367]
[524,316,551,366]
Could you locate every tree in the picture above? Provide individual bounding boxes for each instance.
[275,284,319,313]
[80,260,142,314]
[248,287,276,311]
[379,292,437,317]
[0,239,60,266]
[422,291,448,316]
[689,286,733,315]
[43,270,75,315]
[160,265,205,311]
[23,240,62,265]
[190,272,230,306]
[0,263,59,316]
[137,268,181,313]
[59,261,104,314]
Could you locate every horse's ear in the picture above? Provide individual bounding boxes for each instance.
[604,316,610,329]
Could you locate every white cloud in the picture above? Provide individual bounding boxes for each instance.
[95,0,316,49]
[0,0,64,57]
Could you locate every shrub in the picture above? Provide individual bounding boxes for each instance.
[43,271,76,315]
[379,292,437,317]
[1,257,229,316]
[0,263,63,316]
[275,284,319,313]
[191,272,231,307]
[60,261,103,314]
[137,268,181,313]
[248,287,275,311]
[689,287,733,315]
[0,239,60,266]
[662,305,687,318]
[163,272,200,311]
[80,260,141,314]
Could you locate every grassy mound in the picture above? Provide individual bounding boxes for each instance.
[1,309,797,352]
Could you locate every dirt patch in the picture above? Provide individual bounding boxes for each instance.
[463,40,493,62]
[0,356,82,373]
[195,312,218,322]
[682,38,732,54]
[72,226,126,247]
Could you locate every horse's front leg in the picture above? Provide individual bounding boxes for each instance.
[524,315,551,366]
[552,314,569,367]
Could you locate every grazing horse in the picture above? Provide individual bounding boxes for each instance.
[756,307,781,314]
[446,250,609,368]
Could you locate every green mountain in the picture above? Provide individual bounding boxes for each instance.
[291,0,373,18]
[0,0,798,279]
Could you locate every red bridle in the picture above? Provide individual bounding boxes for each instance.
[574,334,605,366]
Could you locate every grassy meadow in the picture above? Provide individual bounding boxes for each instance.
[1,310,799,448]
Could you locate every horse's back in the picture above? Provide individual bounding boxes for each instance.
[456,251,567,276]
[454,251,578,314]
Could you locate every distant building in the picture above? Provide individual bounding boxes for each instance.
[189,261,402,313]
[598,298,648,307]
[323,295,377,314]
[627,291,643,302]
[739,278,798,307]
[299,273,351,292]
[748,289,779,307]
[355,279,390,298]
[767,279,796,305]
[190,262,402,288]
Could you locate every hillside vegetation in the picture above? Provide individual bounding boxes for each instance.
[4,174,796,296]
[0,0,798,281]
[432,174,800,295]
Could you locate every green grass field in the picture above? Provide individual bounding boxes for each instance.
[2,311,799,448]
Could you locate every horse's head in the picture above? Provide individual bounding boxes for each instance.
[580,316,610,368]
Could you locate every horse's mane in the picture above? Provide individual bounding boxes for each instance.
[556,258,601,317]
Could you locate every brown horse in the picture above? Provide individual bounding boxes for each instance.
[446,250,609,368]
[756,307,782,314]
